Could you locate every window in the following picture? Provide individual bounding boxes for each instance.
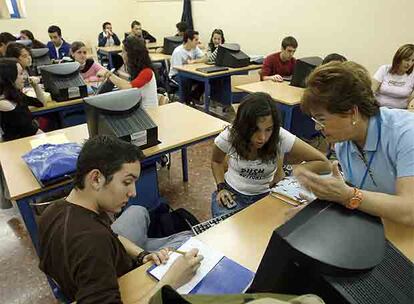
[6,0,20,18]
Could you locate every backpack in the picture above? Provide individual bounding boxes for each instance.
[148,203,200,238]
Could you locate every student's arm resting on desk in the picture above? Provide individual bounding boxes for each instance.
[261,55,283,82]
[101,68,153,90]
[29,77,47,105]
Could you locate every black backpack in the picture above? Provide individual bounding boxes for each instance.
[148,204,200,238]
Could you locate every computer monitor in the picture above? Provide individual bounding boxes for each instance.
[248,199,414,304]
[30,48,51,75]
[84,88,159,149]
[16,39,32,47]
[39,62,87,102]
[163,36,182,55]
[215,43,250,68]
[290,56,323,88]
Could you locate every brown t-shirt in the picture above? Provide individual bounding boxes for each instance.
[38,200,136,303]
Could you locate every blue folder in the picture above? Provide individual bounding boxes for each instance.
[148,256,255,294]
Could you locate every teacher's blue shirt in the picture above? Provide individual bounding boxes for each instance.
[335,108,414,194]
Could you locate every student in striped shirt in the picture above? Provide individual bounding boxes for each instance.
[207,29,225,64]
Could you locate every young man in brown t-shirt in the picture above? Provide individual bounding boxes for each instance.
[38,135,202,303]
[261,36,298,82]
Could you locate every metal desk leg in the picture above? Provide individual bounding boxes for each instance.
[108,53,114,70]
[279,104,294,131]
[181,147,188,182]
[16,198,40,254]
[204,80,211,113]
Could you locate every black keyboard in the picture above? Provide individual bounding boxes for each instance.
[191,209,239,235]
[196,66,229,74]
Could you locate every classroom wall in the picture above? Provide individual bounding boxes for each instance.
[0,0,140,50]
[0,0,412,74]
[134,0,413,74]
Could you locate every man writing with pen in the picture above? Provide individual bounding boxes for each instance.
[38,135,203,303]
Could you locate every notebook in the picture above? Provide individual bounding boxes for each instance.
[196,66,229,74]
[271,176,316,205]
[148,238,254,294]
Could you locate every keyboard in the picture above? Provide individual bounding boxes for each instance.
[191,209,239,235]
[196,66,229,74]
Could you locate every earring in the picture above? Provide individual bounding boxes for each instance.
[352,121,356,126]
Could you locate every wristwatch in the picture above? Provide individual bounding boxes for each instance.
[346,188,363,209]
[135,250,150,266]
[217,182,226,192]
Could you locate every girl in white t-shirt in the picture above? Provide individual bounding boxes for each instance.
[211,92,331,217]
[372,44,414,109]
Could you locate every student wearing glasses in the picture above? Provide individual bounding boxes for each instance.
[296,61,414,226]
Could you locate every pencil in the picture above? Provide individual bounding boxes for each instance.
[172,249,187,255]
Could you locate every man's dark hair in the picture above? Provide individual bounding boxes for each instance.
[102,22,111,30]
[176,21,188,33]
[131,20,141,29]
[183,30,199,43]
[322,53,347,65]
[48,25,62,37]
[0,32,17,45]
[74,135,145,189]
[5,42,30,58]
[281,36,298,49]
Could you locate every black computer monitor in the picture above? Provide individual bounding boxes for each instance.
[84,88,159,149]
[40,62,87,102]
[30,48,51,75]
[215,43,250,68]
[163,36,182,55]
[290,57,323,88]
[248,199,414,304]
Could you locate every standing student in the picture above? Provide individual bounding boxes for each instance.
[19,30,46,49]
[175,21,188,37]
[99,36,158,108]
[261,36,298,82]
[0,58,46,141]
[46,25,71,60]
[0,32,17,57]
[71,41,105,82]
[372,44,414,109]
[169,30,206,106]
[207,29,225,63]
[211,92,330,217]
[129,20,156,43]
[98,22,121,47]
[296,61,414,226]
[38,135,202,303]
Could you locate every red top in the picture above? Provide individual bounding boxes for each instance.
[130,68,153,88]
[261,52,296,77]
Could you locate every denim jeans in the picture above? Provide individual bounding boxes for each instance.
[111,205,193,252]
[211,183,270,217]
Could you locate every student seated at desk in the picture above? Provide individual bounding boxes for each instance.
[211,92,330,217]
[129,20,156,43]
[175,21,188,37]
[206,29,225,64]
[0,32,17,57]
[169,30,206,106]
[46,25,71,60]
[6,42,34,82]
[99,36,158,108]
[38,135,201,303]
[0,58,46,141]
[261,36,298,82]
[19,29,46,49]
[70,41,105,82]
[98,21,121,47]
[296,61,414,226]
[372,44,414,109]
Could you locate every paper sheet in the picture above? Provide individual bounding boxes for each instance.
[149,238,224,294]
[271,176,317,204]
[30,134,69,149]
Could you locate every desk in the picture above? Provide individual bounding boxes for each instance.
[116,195,414,303]
[235,81,304,131]
[175,63,262,113]
[97,46,168,68]
[0,102,229,255]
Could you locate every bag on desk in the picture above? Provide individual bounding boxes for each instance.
[148,204,199,238]
[22,143,81,187]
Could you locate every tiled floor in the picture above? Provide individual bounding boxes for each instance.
[0,140,215,304]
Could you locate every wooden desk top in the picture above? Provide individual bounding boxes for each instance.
[149,53,171,62]
[117,195,414,303]
[0,102,228,200]
[175,63,262,78]
[98,42,162,53]
[30,98,84,113]
[236,81,304,106]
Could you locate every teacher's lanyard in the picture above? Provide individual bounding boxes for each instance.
[347,117,381,189]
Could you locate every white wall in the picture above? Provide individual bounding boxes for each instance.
[134,0,413,74]
[0,0,412,74]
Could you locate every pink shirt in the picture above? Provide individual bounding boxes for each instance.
[81,62,104,82]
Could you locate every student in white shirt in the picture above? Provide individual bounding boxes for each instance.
[211,92,331,217]
[372,44,414,109]
[98,22,121,47]
[169,30,206,106]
